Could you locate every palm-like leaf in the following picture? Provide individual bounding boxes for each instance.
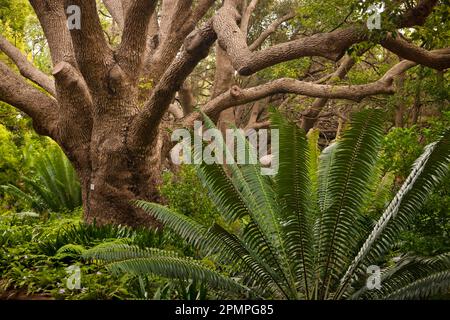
[272,112,314,298]
[317,109,384,298]
[2,144,81,212]
[336,130,450,299]
[83,244,248,294]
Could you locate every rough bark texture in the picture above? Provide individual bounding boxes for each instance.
[1,0,448,228]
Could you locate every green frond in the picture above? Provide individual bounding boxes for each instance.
[317,109,384,298]
[196,163,251,222]
[354,253,450,300]
[135,199,291,296]
[234,129,298,297]
[0,183,44,210]
[317,142,338,213]
[382,270,450,300]
[1,144,81,212]
[337,130,450,299]
[83,243,179,262]
[379,253,450,299]
[84,243,248,294]
[206,223,283,297]
[134,200,207,249]
[307,128,320,203]
[200,112,298,298]
[272,113,314,298]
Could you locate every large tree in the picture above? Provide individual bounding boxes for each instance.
[0,0,449,227]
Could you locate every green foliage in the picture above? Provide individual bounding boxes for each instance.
[380,126,423,179]
[38,220,167,257]
[159,165,220,225]
[380,113,450,179]
[87,111,450,300]
[0,209,191,300]
[377,113,450,257]
[2,143,82,213]
[0,0,31,36]
[0,124,20,186]
[0,217,113,299]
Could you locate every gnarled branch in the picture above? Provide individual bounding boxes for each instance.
[381,35,450,70]
[0,34,56,96]
[129,21,217,149]
[103,0,125,29]
[67,0,114,87]
[182,59,418,126]
[144,0,215,82]
[29,0,76,66]
[0,61,59,138]
[116,0,157,78]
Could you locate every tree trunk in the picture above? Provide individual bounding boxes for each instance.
[80,143,162,228]
[66,95,163,228]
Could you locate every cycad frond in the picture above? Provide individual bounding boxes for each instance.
[196,163,251,222]
[84,244,248,294]
[317,143,338,213]
[272,113,314,298]
[1,144,81,212]
[352,253,450,300]
[318,109,384,298]
[307,128,320,204]
[207,223,283,297]
[0,183,44,210]
[337,130,450,299]
[83,243,179,262]
[121,111,450,301]
[135,201,207,248]
[336,131,450,299]
[202,113,298,298]
[136,200,283,296]
[382,270,450,299]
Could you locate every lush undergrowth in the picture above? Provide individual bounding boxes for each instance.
[0,208,215,300]
[0,163,221,300]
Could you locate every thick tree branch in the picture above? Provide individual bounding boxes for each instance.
[182,60,418,126]
[129,21,217,149]
[398,0,438,28]
[301,52,363,132]
[52,62,93,157]
[29,0,76,66]
[52,62,93,109]
[381,35,450,70]
[205,78,395,115]
[0,34,56,96]
[240,0,259,35]
[144,0,215,82]
[66,0,114,87]
[214,2,366,76]
[179,81,195,115]
[103,0,125,29]
[0,61,59,138]
[213,0,443,75]
[168,103,185,119]
[116,0,157,78]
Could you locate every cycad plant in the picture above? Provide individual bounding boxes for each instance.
[1,144,81,213]
[84,110,450,299]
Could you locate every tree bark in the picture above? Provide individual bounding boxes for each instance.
[72,92,163,228]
